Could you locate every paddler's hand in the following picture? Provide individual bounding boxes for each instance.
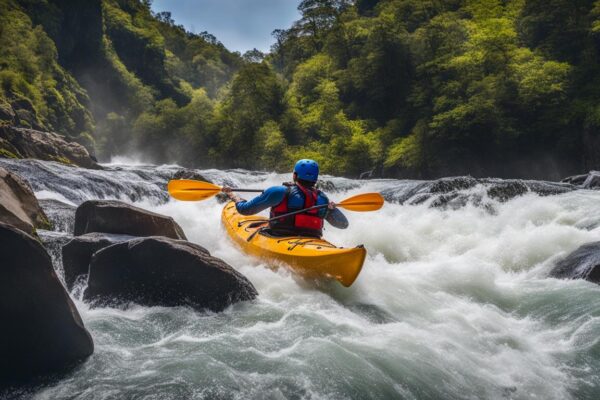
[328,201,336,210]
[222,187,242,203]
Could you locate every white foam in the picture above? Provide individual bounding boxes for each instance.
[26,163,600,399]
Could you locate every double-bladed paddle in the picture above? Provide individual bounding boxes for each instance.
[167,179,384,213]
[167,179,262,201]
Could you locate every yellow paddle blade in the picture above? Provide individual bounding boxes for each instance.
[337,192,385,211]
[167,179,222,201]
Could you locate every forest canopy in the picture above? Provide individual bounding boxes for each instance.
[2,0,600,179]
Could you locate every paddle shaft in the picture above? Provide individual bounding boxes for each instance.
[237,203,329,227]
[187,188,262,192]
[234,192,383,226]
[265,204,328,222]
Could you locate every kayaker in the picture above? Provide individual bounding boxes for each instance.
[222,159,348,238]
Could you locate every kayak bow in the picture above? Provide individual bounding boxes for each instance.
[221,202,366,287]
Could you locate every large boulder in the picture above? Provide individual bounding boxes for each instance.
[84,237,258,312]
[0,167,51,234]
[74,200,187,239]
[550,242,600,284]
[62,233,134,290]
[0,125,100,169]
[0,222,94,384]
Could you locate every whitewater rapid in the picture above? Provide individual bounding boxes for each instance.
[1,158,599,399]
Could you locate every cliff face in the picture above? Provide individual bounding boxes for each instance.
[0,0,241,159]
[24,0,104,73]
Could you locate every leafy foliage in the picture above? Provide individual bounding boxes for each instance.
[264,0,593,178]
[0,0,93,137]
[3,0,600,179]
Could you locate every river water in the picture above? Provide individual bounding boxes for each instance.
[1,158,599,400]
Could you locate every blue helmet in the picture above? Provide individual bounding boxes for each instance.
[294,159,319,182]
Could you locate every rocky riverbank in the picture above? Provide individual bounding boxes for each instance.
[0,125,99,169]
[0,165,257,388]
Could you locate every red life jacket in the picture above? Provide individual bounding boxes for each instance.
[269,183,324,237]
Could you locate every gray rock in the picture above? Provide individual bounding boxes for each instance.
[0,222,93,384]
[561,173,589,185]
[550,242,600,284]
[0,167,51,234]
[172,169,211,182]
[485,180,528,201]
[62,232,135,290]
[382,176,574,209]
[317,180,338,192]
[84,236,257,312]
[74,200,186,240]
[582,171,600,189]
[0,125,100,169]
[560,171,600,189]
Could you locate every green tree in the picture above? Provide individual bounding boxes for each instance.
[211,62,285,167]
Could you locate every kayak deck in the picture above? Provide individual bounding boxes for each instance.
[221,202,366,287]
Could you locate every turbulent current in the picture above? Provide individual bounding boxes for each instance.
[1,158,599,400]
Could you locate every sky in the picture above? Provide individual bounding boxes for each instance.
[151,0,301,54]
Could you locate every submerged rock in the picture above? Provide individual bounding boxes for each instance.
[39,199,76,233]
[381,175,574,209]
[172,169,212,182]
[0,167,51,234]
[561,173,589,186]
[485,180,529,201]
[550,242,600,284]
[0,125,100,169]
[0,222,93,384]
[39,230,73,278]
[583,171,600,189]
[62,232,134,290]
[74,200,187,240]
[84,236,257,312]
[561,171,600,189]
[317,180,338,192]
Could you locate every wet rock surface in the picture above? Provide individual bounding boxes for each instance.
[84,236,258,312]
[39,230,73,278]
[562,171,600,189]
[172,169,212,182]
[0,125,100,169]
[381,176,574,209]
[0,158,174,205]
[0,222,93,384]
[550,242,600,284]
[0,167,51,234]
[39,199,76,233]
[62,232,135,290]
[74,200,187,239]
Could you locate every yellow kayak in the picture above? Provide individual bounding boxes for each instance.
[221,202,366,287]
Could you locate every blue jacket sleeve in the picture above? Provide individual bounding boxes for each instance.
[326,208,349,229]
[318,192,349,229]
[235,186,287,216]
